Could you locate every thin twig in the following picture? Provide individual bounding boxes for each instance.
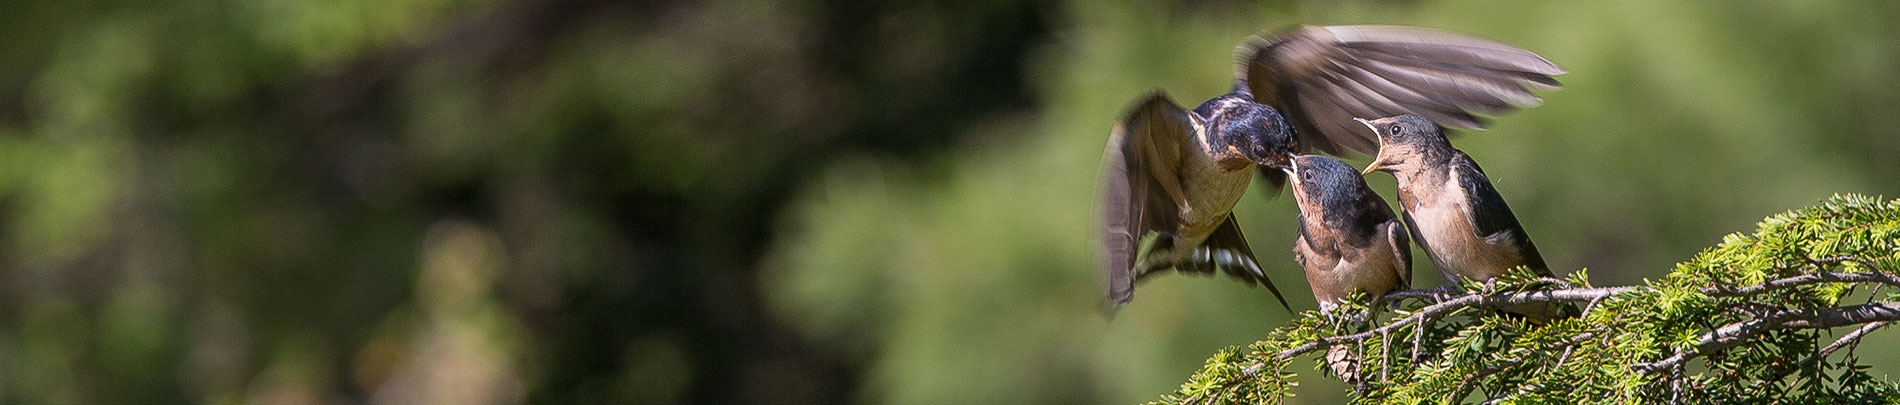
[1669,366,1684,403]
[1706,272,1900,297]
[1277,287,1633,360]
[1581,295,1607,318]
[1353,339,1369,394]
[1779,320,1890,380]
[1752,319,1894,393]
[1411,318,1426,362]
[1456,331,1597,403]
[1380,328,1391,382]
[1634,302,1900,372]
[1813,256,1883,272]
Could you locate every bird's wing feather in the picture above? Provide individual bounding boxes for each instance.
[1331,62,1483,128]
[1204,214,1293,312]
[1327,25,1566,79]
[1380,209,1414,289]
[1451,153,1551,275]
[1102,93,1197,305]
[1236,25,1562,155]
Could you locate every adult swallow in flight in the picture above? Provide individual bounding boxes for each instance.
[1102,25,1562,308]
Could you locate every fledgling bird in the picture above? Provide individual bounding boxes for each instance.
[1283,155,1412,384]
[1358,114,1569,320]
[1102,25,1563,308]
[1285,155,1412,312]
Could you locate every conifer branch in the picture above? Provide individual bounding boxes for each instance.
[1151,194,1900,404]
[1275,268,1894,362]
[1634,301,1900,373]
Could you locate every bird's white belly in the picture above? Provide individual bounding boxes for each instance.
[1410,177,1515,282]
[1178,157,1252,237]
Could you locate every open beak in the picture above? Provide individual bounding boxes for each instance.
[1354,118,1378,138]
[1285,157,1301,185]
[1356,117,1391,174]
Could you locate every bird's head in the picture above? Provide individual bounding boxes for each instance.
[1213,98,1296,171]
[1358,114,1447,174]
[1283,154,1369,210]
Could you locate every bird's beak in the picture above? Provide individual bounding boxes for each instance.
[1247,147,1292,174]
[1285,157,1301,185]
[1356,117,1392,175]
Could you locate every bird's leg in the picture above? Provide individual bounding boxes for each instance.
[1325,307,1345,333]
[1326,307,1361,362]
[1344,305,1373,330]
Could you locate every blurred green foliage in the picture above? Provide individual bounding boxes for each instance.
[0,0,1896,403]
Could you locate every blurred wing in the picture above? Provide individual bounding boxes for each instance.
[1102,92,1197,306]
[1236,25,1564,155]
[1451,153,1551,275]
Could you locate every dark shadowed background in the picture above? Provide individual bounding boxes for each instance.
[1,0,1896,403]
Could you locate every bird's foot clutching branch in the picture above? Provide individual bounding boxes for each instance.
[1414,285,1459,304]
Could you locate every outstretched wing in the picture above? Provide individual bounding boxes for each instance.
[1102,92,1198,306]
[1236,25,1563,155]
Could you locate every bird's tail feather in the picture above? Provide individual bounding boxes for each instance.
[1129,230,1293,313]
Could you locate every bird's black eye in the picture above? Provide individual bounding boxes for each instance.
[1389,124,1401,134]
[1301,171,1313,182]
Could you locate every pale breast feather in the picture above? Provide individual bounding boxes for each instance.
[1414,168,1521,281]
[1174,121,1252,238]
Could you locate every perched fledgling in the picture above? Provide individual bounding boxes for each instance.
[1285,155,1412,312]
[1359,114,1570,320]
[1101,25,1563,309]
[1285,155,1413,384]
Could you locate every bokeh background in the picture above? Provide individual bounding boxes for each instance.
[1,0,1896,403]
